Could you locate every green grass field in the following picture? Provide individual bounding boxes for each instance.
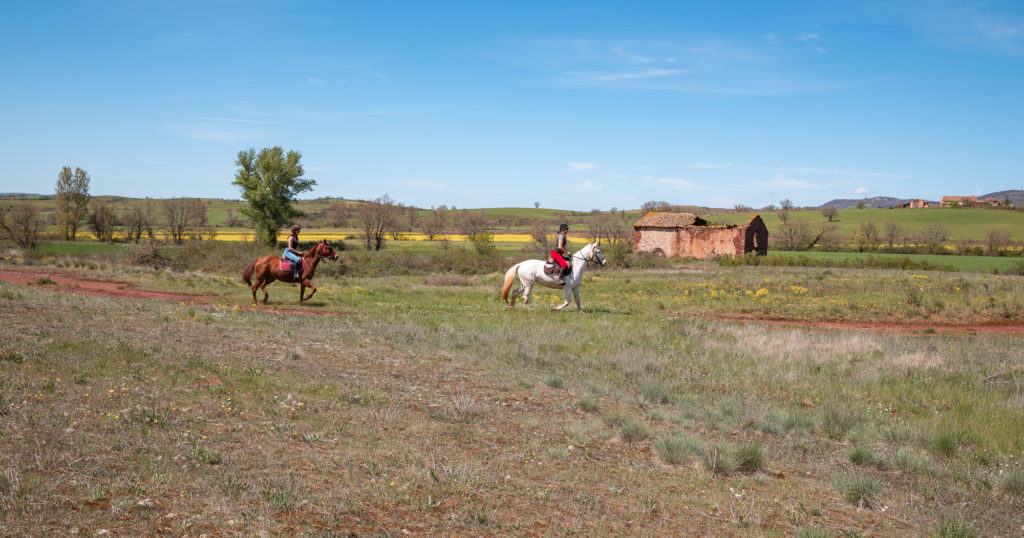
[1,255,1022,535]
[768,250,1024,272]
[715,206,1024,242]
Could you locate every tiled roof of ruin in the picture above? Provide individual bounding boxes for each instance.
[633,212,704,228]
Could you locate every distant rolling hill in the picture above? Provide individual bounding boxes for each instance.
[820,190,1023,209]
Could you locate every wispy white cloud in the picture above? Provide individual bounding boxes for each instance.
[859,2,1024,56]
[563,179,603,192]
[683,162,911,179]
[762,174,824,190]
[400,180,447,189]
[654,177,702,190]
[566,161,598,173]
[308,77,325,85]
[520,37,845,95]
[159,117,267,143]
[846,186,870,194]
[186,116,271,125]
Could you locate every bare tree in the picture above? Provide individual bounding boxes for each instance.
[528,220,551,255]
[456,209,494,254]
[821,205,838,222]
[987,229,1012,256]
[122,203,155,243]
[777,218,812,250]
[0,201,42,249]
[325,202,350,228]
[388,203,410,240]
[779,199,794,211]
[163,198,193,244]
[818,222,842,251]
[225,207,241,227]
[734,204,752,213]
[357,195,399,251]
[883,221,902,249]
[421,206,448,241]
[853,220,880,251]
[534,201,540,209]
[920,223,948,253]
[640,200,671,214]
[87,198,119,241]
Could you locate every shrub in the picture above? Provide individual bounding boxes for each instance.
[847,446,876,466]
[654,435,699,465]
[819,406,861,441]
[930,431,959,458]
[833,473,882,508]
[932,515,978,538]
[889,447,938,477]
[996,468,1024,496]
[618,417,652,444]
[700,441,764,475]
[577,394,600,412]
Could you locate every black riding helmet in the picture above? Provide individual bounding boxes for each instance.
[559,222,569,232]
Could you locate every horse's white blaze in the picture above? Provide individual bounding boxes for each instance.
[503,242,606,313]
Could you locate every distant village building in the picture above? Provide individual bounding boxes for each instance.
[940,195,1002,208]
[632,213,768,259]
[940,195,977,207]
[898,199,930,208]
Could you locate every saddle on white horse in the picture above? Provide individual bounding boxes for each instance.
[543,256,571,276]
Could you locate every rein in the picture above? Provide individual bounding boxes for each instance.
[572,248,598,268]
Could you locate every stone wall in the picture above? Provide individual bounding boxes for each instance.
[632,226,745,258]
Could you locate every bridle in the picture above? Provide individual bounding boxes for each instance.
[572,245,604,268]
[315,242,336,259]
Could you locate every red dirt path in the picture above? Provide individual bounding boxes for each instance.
[0,268,340,316]
[2,267,1022,332]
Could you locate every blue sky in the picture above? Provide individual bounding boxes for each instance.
[2,1,1022,210]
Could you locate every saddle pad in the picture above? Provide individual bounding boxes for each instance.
[544,263,557,275]
[280,260,291,271]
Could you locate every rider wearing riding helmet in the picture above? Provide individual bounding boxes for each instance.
[550,222,571,285]
[283,224,303,279]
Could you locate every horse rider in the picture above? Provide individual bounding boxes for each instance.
[550,222,571,285]
[283,224,303,280]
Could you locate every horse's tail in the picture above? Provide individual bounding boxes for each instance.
[501,262,521,302]
[242,259,257,286]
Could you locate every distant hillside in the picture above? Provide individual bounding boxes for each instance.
[820,190,1023,209]
[0,193,48,199]
[981,190,1024,206]
[817,196,929,209]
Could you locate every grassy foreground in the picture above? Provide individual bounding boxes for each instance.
[1,263,1023,535]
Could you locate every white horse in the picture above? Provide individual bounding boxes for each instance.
[501,242,607,312]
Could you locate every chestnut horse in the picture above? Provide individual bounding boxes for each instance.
[242,240,339,305]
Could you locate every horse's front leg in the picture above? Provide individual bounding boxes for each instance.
[303,280,317,302]
[573,286,582,313]
[552,285,570,311]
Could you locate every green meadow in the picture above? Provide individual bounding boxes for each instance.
[1,250,1023,535]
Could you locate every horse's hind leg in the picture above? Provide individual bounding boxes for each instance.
[260,282,270,304]
[522,283,534,309]
[507,284,524,309]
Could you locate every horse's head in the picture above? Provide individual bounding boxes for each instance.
[317,240,339,261]
[585,242,607,266]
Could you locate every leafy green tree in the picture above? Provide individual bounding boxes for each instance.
[232,147,315,246]
[55,166,91,240]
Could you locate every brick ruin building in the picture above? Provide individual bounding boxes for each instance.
[632,212,768,259]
